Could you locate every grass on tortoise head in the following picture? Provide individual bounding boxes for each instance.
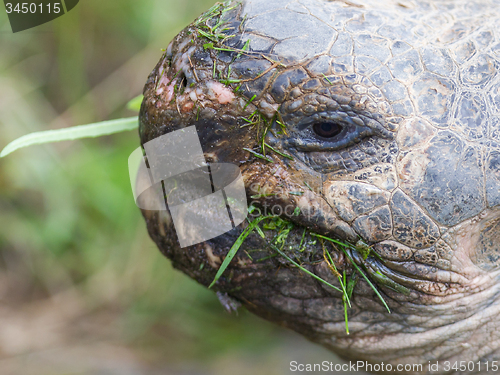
[192,1,295,163]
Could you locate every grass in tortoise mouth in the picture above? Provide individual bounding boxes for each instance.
[210,205,393,334]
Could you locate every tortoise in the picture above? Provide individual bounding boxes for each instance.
[137,0,500,373]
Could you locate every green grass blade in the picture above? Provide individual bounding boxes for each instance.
[264,143,294,160]
[340,248,391,313]
[325,249,350,308]
[0,117,138,158]
[346,272,358,300]
[371,271,411,296]
[342,271,350,335]
[127,95,144,112]
[270,244,343,294]
[343,295,349,335]
[311,233,350,248]
[209,216,268,288]
[312,232,391,313]
[243,94,256,110]
[242,147,274,163]
[236,39,250,59]
[322,73,333,85]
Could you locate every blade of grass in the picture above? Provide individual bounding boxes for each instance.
[264,143,293,160]
[341,248,391,313]
[242,147,274,163]
[346,271,358,300]
[127,95,144,112]
[371,271,411,296]
[209,215,269,288]
[243,94,256,110]
[310,233,350,248]
[322,73,333,85]
[298,227,306,252]
[324,246,351,308]
[269,243,343,294]
[236,39,250,59]
[339,270,351,335]
[311,233,390,313]
[1,117,139,158]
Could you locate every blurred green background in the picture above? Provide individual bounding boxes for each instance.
[0,1,349,374]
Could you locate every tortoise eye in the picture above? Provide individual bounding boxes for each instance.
[312,122,342,138]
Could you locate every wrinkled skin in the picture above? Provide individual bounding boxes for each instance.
[138,0,500,373]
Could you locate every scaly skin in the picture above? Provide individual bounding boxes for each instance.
[138,1,500,373]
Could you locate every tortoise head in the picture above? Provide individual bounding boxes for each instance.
[138,0,500,370]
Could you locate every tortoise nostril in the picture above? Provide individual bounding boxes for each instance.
[178,73,188,94]
[313,122,342,138]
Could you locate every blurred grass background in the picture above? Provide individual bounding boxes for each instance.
[0,1,351,374]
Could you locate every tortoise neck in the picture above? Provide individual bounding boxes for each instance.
[326,274,500,374]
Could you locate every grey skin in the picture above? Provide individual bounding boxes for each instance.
[138,0,500,374]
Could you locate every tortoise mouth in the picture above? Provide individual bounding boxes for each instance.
[244,192,360,253]
[202,187,404,324]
